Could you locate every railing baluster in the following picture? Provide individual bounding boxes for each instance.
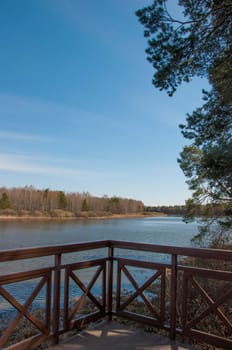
[53,253,62,345]
[0,240,232,349]
[107,246,114,320]
[182,270,189,331]
[63,265,70,330]
[46,272,52,331]
[170,253,177,340]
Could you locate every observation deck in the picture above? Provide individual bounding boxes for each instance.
[0,240,231,349]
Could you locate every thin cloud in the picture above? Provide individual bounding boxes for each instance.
[0,92,111,127]
[0,131,54,142]
[0,153,104,178]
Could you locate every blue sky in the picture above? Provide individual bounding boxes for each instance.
[0,0,208,206]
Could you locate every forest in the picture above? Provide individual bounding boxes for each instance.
[144,205,186,216]
[0,186,144,218]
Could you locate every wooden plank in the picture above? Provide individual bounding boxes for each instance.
[107,246,114,319]
[102,260,106,313]
[109,240,232,261]
[69,311,105,330]
[0,268,53,284]
[52,254,61,345]
[3,334,50,350]
[115,310,162,327]
[45,272,52,331]
[118,264,162,320]
[63,267,70,330]
[0,240,110,262]
[160,268,166,325]
[184,328,232,349]
[188,276,232,332]
[0,239,231,350]
[115,257,170,270]
[179,265,232,280]
[182,271,189,330]
[170,254,177,340]
[65,262,106,326]
[61,258,107,271]
[1,239,232,263]
[69,267,103,313]
[0,276,49,347]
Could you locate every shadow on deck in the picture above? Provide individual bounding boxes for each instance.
[49,321,195,350]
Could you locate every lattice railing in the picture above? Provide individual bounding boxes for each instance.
[0,268,52,349]
[115,258,166,327]
[180,266,232,349]
[0,240,231,349]
[63,258,107,330]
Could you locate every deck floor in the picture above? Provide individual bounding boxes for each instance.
[49,321,195,350]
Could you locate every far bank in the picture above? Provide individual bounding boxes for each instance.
[0,212,166,221]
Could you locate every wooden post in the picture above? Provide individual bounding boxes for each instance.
[53,253,61,345]
[170,253,177,339]
[107,246,114,320]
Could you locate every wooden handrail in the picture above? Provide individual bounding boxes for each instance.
[0,240,232,349]
[109,240,232,260]
[1,239,232,262]
[0,240,110,261]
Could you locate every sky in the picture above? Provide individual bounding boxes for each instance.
[0,0,208,206]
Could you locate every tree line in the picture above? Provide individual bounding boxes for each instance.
[145,203,230,219]
[145,205,186,216]
[0,186,144,218]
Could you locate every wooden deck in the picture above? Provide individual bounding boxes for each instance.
[1,240,232,349]
[49,321,195,350]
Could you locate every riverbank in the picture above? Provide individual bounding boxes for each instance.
[0,212,166,221]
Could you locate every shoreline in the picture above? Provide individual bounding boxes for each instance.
[0,212,166,221]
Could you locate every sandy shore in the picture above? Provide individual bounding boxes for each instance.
[0,212,165,221]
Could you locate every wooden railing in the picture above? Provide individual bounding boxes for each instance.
[0,240,232,349]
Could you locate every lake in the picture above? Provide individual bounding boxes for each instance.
[0,216,198,314]
[0,216,198,250]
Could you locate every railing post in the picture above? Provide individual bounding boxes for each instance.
[53,253,61,345]
[107,245,114,320]
[170,253,177,339]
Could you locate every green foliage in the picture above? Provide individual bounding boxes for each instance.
[137,0,232,247]
[178,88,232,247]
[0,192,12,209]
[108,196,121,214]
[145,205,186,215]
[136,0,232,96]
[58,191,67,210]
[81,198,89,211]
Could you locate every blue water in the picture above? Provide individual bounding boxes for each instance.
[0,216,198,315]
[0,216,197,250]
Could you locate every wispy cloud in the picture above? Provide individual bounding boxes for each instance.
[0,131,53,142]
[0,92,111,127]
[0,153,103,178]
